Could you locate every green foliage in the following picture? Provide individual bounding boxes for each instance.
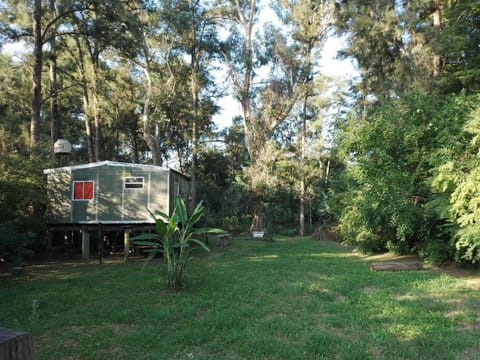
[0,220,35,266]
[0,155,47,265]
[132,197,210,291]
[440,1,480,92]
[419,234,456,266]
[430,97,480,263]
[330,91,472,259]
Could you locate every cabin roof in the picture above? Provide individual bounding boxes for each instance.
[43,160,189,178]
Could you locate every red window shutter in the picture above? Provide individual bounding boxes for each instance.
[84,181,94,200]
[73,182,84,200]
[73,181,94,200]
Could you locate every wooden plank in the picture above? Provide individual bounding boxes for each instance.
[370,262,422,272]
[0,327,35,360]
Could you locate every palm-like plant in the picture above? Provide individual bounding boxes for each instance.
[132,196,210,291]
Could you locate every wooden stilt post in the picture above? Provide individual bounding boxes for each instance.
[46,230,52,261]
[98,225,103,265]
[82,229,90,263]
[124,228,130,263]
[63,231,69,258]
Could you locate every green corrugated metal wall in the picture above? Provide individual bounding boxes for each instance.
[46,163,189,224]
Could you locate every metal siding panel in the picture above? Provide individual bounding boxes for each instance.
[45,163,179,224]
[46,171,71,224]
[121,167,151,221]
[150,170,169,215]
[98,166,123,222]
[71,168,97,223]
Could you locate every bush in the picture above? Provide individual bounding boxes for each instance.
[418,238,456,265]
[0,155,48,266]
[0,220,35,266]
[132,197,212,291]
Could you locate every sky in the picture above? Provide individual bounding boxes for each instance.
[212,34,358,130]
[211,0,358,130]
[1,1,358,133]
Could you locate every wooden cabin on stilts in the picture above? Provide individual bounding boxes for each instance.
[43,161,190,263]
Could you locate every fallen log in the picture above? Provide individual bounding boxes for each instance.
[0,327,35,360]
[370,262,423,272]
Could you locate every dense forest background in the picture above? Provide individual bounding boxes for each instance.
[1,0,480,266]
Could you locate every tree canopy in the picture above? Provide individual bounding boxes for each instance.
[1,0,480,266]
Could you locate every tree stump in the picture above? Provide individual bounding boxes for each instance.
[250,213,265,238]
[0,327,35,360]
[218,233,231,247]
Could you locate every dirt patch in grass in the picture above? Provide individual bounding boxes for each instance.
[360,286,378,294]
[458,319,480,332]
[431,264,480,290]
[457,346,480,360]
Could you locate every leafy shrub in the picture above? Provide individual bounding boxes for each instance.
[132,197,213,291]
[419,238,456,265]
[429,97,480,263]
[0,220,35,266]
[354,229,386,254]
[330,91,475,261]
[0,155,48,265]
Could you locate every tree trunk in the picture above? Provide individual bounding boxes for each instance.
[75,36,95,162]
[190,44,200,211]
[85,55,103,162]
[49,26,60,155]
[82,93,95,163]
[49,54,60,146]
[299,97,307,237]
[132,109,140,163]
[234,0,257,162]
[30,0,43,158]
[92,87,103,162]
[48,0,60,155]
[432,1,441,77]
[191,117,198,210]
[140,41,162,165]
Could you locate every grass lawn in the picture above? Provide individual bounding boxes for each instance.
[1,237,480,359]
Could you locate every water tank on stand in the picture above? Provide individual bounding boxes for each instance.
[54,139,72,155]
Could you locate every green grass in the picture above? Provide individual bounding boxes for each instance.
[1,237,480,359]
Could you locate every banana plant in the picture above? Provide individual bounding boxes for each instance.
[132,196,212,291]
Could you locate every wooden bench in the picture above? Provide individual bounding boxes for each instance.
[218,233,232,247]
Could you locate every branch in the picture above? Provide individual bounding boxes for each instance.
[220,49,241,91]
[41,4,96,43]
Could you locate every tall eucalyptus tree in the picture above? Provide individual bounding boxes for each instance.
[159,0,219,207]
[334,0,454,100]
[214,0,259,162]
[1,0,58,156]
[276,0,331,236]
[67,1,140,161]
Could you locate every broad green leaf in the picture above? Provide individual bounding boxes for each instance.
[188,238,210,252]
[175,196,188,224]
